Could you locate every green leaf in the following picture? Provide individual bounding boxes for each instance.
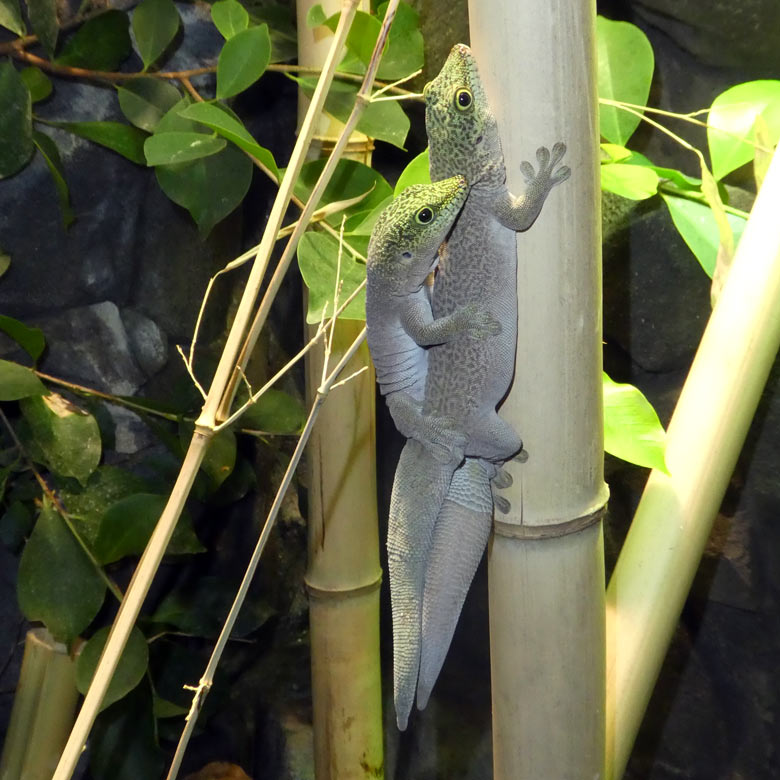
[294,157,392,228]
[144,132,226,165]
[48,120,147,165]
[26,0,58,56]
[211,0,248,39]
[19,66,51,102]
[707,80,780,180]
[88,685,165,780]
[298,231,366,323]
[0,359,46,399]
[240,388,306,433]
[132,0,181,70]
[596,16,654,144]
[0,315,45,361]
[93,493,204,565]
[57,466,148,548]
[56,10,131,70]
[153,696,188,718]
[0,252,9,278]
[117,78,181,133]
[198,428,236,489]
[603,372,667,473]
[293,75,410,148]
[32,130,74,227]
[20,393,101,483]
[306,2,326,27]
[154,98,253,235]
[375,1,424,81]
[662,193,748,277]
[0,501,34,551]
[76,626,148,710]
[17,501,106,644]
[600,162,659,200]
[0,62,34,178]
[151,574,273,637]
[179,101,278,179]
[394,148,430,195]
[0,0,25,35]
[216,23,271,99]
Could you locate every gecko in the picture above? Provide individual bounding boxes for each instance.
[365,176,501,461]
[388,43,571,729]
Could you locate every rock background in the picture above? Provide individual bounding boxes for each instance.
[1,0,779,778]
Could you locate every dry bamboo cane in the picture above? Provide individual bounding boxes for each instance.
[605,147,780,780]
[50,7,360,778]
[295,1,384,778]
[467,1,609,777]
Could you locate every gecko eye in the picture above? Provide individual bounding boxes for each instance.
[415,206,434,224]
[454,88,473,111]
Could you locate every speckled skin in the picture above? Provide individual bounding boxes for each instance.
[388,44,571,730]
[366,177,500,461]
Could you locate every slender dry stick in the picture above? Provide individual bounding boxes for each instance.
[215,0,402,423]
[165,326,368,780]
[51,7,359,778]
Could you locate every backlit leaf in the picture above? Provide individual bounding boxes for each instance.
[394,148,430,195]
[0,0,25,35]
[707,80,780,181]
[26,0,57,56]
[19,66,51,102]
[600,162,659,200]
[603,372,667,473]
[597,16,654,144]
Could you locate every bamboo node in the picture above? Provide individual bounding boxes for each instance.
[493,504,606,540]
[304,573,382,600]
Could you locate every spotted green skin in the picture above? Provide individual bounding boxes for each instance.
[388,43,571,730]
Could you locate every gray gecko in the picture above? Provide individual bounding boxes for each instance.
[365,176,500,462]
[388,43,571,729]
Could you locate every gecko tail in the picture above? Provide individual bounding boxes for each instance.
[388,439,457,730]
[417,458,494,711]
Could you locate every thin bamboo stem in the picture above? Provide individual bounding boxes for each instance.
[165,327,368,780]
[605,146,780,780]
[51,11,360,776]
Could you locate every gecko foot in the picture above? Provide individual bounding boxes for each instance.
[493,493,511,514]
[492,467,513,489]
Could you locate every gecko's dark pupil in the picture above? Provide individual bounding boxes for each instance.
[417,208,433,223]
[458,90,472,107]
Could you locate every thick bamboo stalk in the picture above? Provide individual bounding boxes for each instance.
[467,1,608,777]
[605,147,780,780]
[0,629,80,780]
[297,1,384,777]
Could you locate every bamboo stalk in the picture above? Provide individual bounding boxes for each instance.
[467,1,608,777]
[605,146,780,780]
[0,629,80,780]
[297,1,384,776]
[51,8,360,778]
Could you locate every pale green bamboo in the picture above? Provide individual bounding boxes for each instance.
[606,146,780,780]
[50,7,360,778]
[468,0,608,776]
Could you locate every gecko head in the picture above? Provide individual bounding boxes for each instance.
[423,43,504,186]
[367,176,467,293]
